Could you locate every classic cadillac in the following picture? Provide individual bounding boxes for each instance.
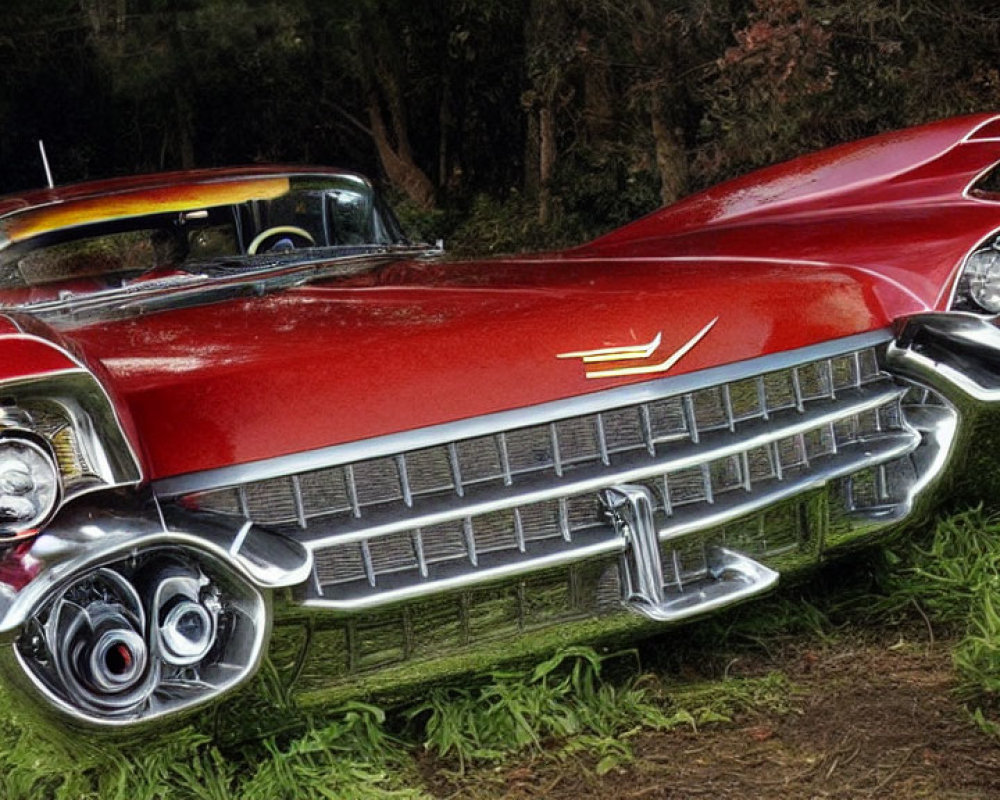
[0,113,999,731]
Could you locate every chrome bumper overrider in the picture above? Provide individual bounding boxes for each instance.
[7,318,1000,728]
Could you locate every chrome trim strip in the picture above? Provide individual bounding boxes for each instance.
[155,328,893,497]
[0,331,144,484]
[657,432,917,541]
[301,537,623,612]
[887,311,1000,401]
[635,547,779,623]
[890,347,1000,401]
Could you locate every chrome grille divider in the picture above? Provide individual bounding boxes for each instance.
[601,484,779,622]
[600,485,664,605]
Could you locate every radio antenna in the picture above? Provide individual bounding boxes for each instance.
[38,140,54,189]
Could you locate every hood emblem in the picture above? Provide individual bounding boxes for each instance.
[557,317,718,379]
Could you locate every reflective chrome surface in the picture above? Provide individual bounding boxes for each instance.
[601,483,779,621]
[174,341,935,614]
[0,497,311,727]
[12,545,265,727]
[0,362,142,527]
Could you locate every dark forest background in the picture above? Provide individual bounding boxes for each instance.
[2,0,999,251]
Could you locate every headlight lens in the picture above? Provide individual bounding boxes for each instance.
[0,436,60,536]
[964,245,1000,313]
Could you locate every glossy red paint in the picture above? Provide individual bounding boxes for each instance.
[586,114,1000,246]
[59,256,901,479]
[0,333,81,383]
[580,113,1000,311]
[0,317,79,388]
[7,114,1000,481]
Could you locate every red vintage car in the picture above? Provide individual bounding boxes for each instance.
[0,113,996,730]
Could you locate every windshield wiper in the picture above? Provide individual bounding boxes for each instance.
[11,244,442,322]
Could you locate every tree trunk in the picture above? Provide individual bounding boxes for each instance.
[538,103,556,225]
[438,73,450,191]
[174,87,195,170]
[367,94,436,210]
[581,43,614,144]
[524,108,540,198]
[650,93,686,206]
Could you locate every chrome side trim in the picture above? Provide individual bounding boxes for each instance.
[155,329,893,497]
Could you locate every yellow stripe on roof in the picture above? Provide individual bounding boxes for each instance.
[4,177,291,242]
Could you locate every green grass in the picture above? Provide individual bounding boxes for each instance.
[871,506,1000,730]
[0,645,799,798]
[7,505,1000,797]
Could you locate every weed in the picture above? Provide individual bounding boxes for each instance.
[874,507,1000,725]
[405,647,672,773]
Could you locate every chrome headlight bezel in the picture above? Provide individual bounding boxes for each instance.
[0,368,142,541]
[955,241,1000,314]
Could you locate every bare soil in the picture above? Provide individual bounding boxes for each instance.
[429,628,1000,799]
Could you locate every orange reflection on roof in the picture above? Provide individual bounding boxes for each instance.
[4,177,291,242]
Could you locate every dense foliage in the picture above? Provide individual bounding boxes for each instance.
[2,0,999,250]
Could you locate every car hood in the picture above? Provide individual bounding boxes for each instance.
[24,253,922,481]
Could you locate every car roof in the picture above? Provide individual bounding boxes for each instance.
[0,165,373,243]
[0,165,372,216]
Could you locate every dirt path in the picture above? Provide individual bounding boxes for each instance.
[434,631,1000,799]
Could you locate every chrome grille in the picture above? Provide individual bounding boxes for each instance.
[179,344,938,610]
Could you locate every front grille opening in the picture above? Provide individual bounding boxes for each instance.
[175,342,951,612]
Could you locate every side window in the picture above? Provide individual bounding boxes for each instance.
[326,190,373,245]
[186,225,239,260]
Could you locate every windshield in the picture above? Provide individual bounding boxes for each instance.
[0,174,411,308]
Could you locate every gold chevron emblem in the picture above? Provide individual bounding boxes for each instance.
[557,318,719,379]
